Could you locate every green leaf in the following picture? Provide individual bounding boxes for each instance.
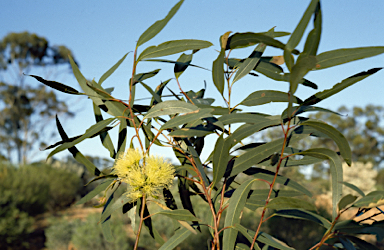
[101,219,113,242]
[28,74,80,95]
[168,127,213,138]
[246,169,312,197]
[286,0,319,51]
[346,235,380,250]
[137,39,213,61]
[154,209,197,221]
[273,209,331,229]
[230,134,308,177]
[316,47,384,70]
[93,103,116,158]
[338,194,358,211]
[212,134,232,187]
[116,118,127,155]
[246,190,305,211]
[218,113,269,125]
[232,224,261,250]
[226,116,281,148]
[48,118,116,159]
[212,48,225,95]
[101,195,132,223]
[298,120,352,166]
[294,148,343,220]
[342,182,365,197]
[174,53,192,79]
[136,0,184,47]
[160,108,213,130]
[226,32,297,53]
[144,100,198,119]
[55,116,102,176]
[289,54,317,94]
[76,179,114,205]
[303,68,382,105]
[158,227,193,250]
[241,90,302,107]
[99,53,128,85]
[353,191,384,208]
[232,42,266,84]
[267,197,316,211]
[302,2,322,56]
[131,69,161,85]
[223,178,258,250]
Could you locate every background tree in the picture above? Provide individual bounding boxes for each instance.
[0,32,76,164]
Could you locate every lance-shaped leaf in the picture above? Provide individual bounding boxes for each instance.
[304,68,382,105]
[294,148,343,220]
[213,48,225,95]
[223,178,258,250]
[28,74,80,95]
[174,53,192,79]
[169,127,213,138]
[226,116,281,148]
[131,69,161,85]
[243,168,312,197]
[231,134,308,177]
[99,53,128,85]
[153,209,197,221]
[266,197,316,211]
[137,39,212,61]
[353,191,384,208]
[289,54,317,94]
[342,182,365,197]
[212,134,232,187]
[158,227,193,250]
[302,1,322,56]
[55,115,102,176]
[232,43,266,84]
[160,108,213,130]
[246,189,306,211]
[273,209,331,229]
[101,194,132,223]
[298,120,352,166]
[144,100,198,119]
[226,32,297,53]
[286,0,319,52]
[315,47,384,70]
[136,0,184,47]
[240,90,302,107]
[93,103,116,158]
[218,112,269,125]
[346,235,380,250]
[76,179,114,205]
[233,224,294,250]
[338,194,358,211]
[48,118,116,159]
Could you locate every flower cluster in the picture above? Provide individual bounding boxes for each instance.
[113,148,175,201]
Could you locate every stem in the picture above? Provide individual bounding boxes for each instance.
[133,195,146,250]
[250,119,291,250]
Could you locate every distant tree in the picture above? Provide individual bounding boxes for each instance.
[0,32,77,164]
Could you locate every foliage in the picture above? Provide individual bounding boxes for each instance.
[46,213,133,250]
[0,31,75,164]
[37,0,384,249]
[0,163,81,215]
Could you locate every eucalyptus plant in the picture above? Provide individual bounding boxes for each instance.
[31,0,384,249]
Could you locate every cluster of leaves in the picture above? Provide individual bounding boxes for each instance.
[0,31,75,164]
[33,0,384,249]
[0,163,81,246]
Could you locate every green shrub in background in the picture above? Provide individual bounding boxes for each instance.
[32,0,384,249]
[45,213,133,250]
[0,163,81,247]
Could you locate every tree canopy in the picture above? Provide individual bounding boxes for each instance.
[0,31,76,164]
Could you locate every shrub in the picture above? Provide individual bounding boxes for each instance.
[35,0,384,249]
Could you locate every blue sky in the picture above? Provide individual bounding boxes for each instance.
[2,1,384,163]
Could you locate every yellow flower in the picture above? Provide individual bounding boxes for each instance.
[112,148,175,201]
